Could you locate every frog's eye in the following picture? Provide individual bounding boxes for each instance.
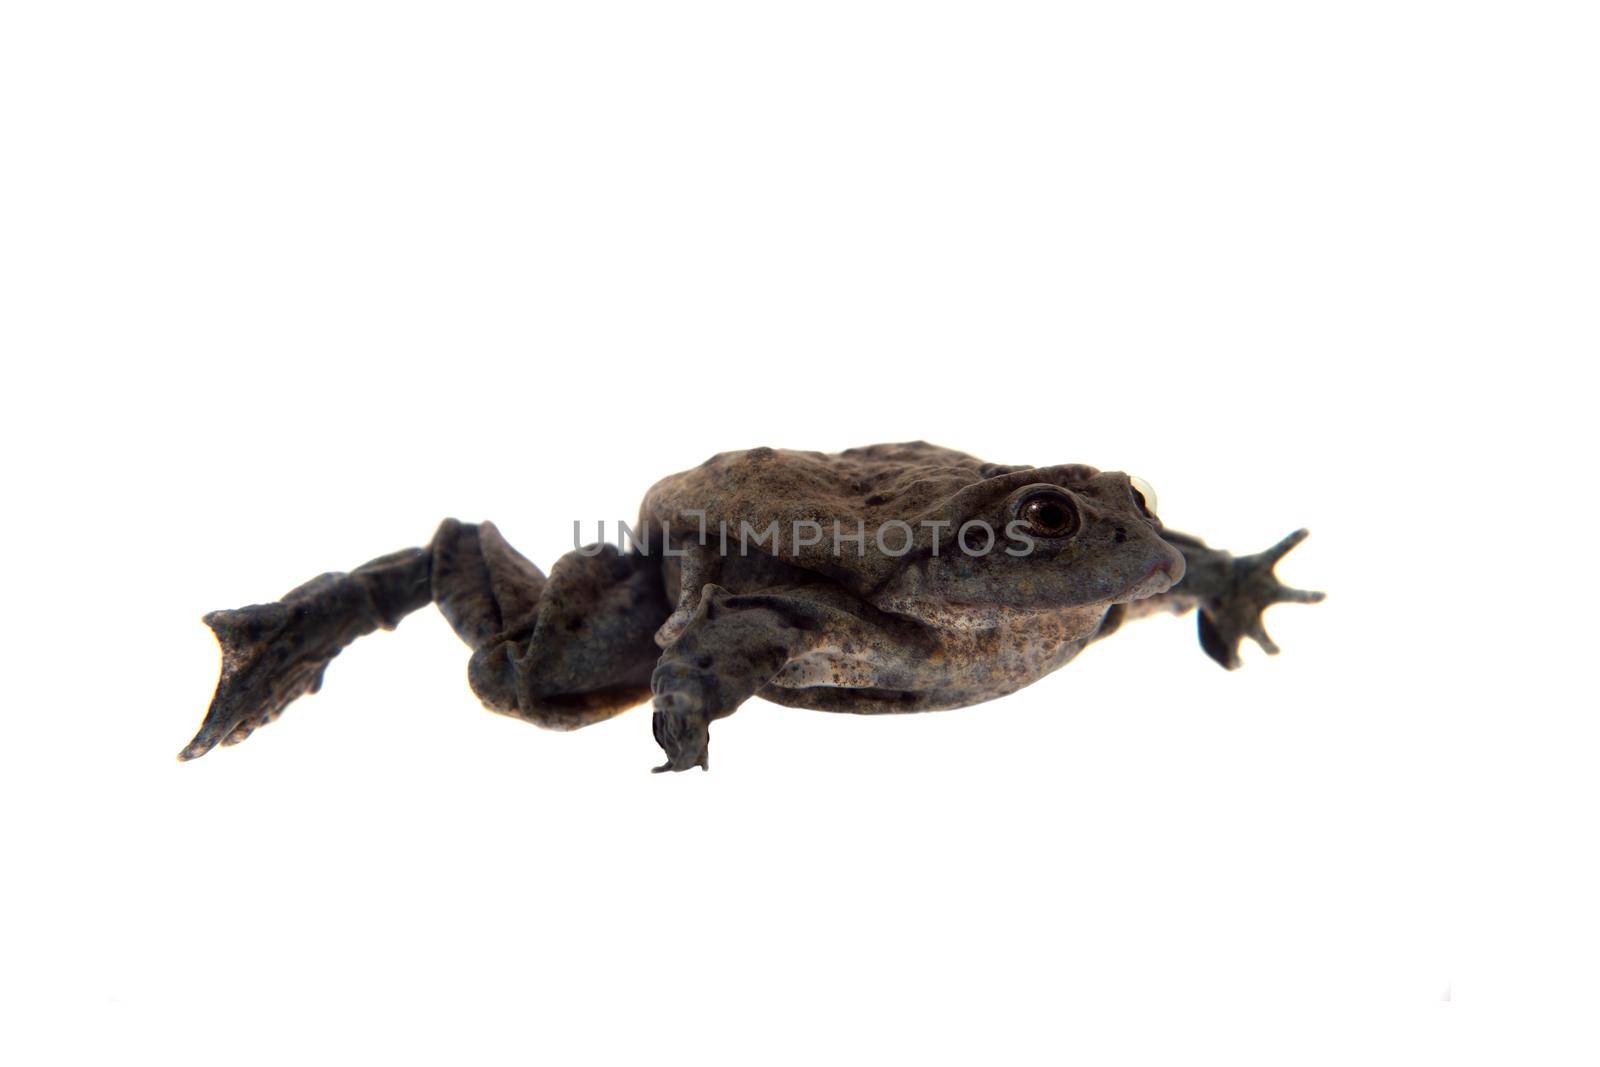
[1128,475,1158,520]
[1018,491,1080,538]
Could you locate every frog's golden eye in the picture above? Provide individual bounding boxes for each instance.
[1128,475,1159,520]
[1018,491,1080,538]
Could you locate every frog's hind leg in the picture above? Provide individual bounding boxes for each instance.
[447,528,671,732]
[180,520,670,760]
[180,546,434,760]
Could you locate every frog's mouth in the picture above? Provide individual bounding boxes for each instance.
[1121,555,1181,601]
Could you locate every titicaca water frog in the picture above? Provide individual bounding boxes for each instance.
[181,442,1322,772]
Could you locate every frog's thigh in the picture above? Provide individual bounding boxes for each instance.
[461,544,672,730]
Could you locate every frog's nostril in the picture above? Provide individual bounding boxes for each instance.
[1156,540,1186,584]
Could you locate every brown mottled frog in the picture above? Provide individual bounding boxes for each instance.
[181,442,1322,772]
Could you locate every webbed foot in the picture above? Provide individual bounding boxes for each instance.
[1197,529,1325,670]
[179,573,373,761]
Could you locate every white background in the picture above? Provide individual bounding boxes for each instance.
[1,2,1594,1063]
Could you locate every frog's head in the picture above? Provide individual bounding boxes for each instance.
[872,464,1186,630]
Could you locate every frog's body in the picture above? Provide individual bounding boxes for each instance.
[181,442,1322,771]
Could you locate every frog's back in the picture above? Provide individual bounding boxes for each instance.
[641,442,1027,587]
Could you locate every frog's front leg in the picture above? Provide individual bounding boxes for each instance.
[1168,528,1325,669]
[649,585,822,772]
[1107,528,1324,669]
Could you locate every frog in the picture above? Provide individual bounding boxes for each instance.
[180,442,1323,772]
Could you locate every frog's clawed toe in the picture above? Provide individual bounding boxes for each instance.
[178,604,334,761]
[1197,529,1324,671]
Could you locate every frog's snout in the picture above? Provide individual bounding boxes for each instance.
[1123,540,1185,601]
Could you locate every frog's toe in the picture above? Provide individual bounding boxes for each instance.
[1261,527,1310,563]
[650,694,710,773]
[1248,617,1280,656]
[1197,610,1244,670]
[1243,529,1325,606]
